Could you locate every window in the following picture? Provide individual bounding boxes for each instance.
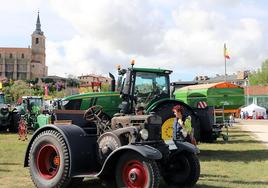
[62,99,82,110]
[9,53,13,58]
[35,38,39,44]
[21,53,24,58]
[134,72,169,105]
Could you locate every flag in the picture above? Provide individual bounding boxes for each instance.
[224,43,230,59]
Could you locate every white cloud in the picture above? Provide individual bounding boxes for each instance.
[43,0,268,80]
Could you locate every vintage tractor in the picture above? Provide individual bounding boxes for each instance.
[24,105,200,187]
[58,63,222,142]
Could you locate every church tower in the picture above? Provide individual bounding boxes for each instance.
[31,11,47,78]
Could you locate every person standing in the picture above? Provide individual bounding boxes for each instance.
[172,105,195,144]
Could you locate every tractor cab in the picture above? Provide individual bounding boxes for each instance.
[117,66,172,114]
[22,96,43,114]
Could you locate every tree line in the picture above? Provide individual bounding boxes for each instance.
[249,59,268,85]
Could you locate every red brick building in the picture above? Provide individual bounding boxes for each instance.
[244,85,268,109]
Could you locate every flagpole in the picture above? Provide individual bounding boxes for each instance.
[224,43,227,82]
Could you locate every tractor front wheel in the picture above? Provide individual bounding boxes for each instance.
[28,130,72,188]
[163,152,200,187]
[115,151,160,188]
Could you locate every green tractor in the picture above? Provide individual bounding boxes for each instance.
[56,64,216,142]
[16,96,51,130]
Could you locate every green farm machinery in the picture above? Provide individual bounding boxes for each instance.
[16,96,51,130]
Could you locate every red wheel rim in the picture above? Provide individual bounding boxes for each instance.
[122,160,148,188]
[36,144,60,179]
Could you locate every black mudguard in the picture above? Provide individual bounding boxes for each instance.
[174,141,200,154]
[24,124,98,176]
[96,144,162,177]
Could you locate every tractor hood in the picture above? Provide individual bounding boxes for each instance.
[62,91,120,101]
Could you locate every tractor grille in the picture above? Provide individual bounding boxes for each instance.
[146,123,162,141]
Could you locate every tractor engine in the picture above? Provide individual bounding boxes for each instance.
[97,113,165,162]
[111,113,162,141]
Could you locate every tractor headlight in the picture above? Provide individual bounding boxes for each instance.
[140,129,149,140]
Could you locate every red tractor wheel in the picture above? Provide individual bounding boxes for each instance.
[115,151,160,188]
[28,130,72,188]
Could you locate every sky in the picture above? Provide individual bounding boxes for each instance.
[0,0,268,81]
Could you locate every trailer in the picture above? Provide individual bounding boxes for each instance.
[174,82,244,141]
[174,82,244,111]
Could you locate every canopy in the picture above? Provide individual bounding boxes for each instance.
[241,104,266,118]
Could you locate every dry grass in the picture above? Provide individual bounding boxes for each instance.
[0,124,268,188]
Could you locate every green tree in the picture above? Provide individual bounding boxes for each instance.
[7,80,35,102]
[249,59,268,85]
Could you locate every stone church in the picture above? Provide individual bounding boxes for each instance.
[0,12,47,80]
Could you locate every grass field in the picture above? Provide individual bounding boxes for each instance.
[0,124,268,188]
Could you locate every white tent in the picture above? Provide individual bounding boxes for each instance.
[241,104,267,119]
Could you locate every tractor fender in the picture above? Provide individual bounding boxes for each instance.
[96,144,162,177]
[146,98,196,115]
[146,98,201,142]
[173,140,200,154]
[24,124,97,177]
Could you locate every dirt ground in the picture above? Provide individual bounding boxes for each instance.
[236,119,268,148]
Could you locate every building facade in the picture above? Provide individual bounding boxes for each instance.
[244,85,268,109]
[78,74,111,92]
[195,70,250,87]
[0,12,47,80]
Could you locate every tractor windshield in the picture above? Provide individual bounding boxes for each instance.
[28,98,43,107]
[134,72,169,106]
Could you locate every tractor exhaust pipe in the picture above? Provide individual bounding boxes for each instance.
[109,73,115,92]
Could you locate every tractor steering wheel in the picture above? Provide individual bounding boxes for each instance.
[145,92,154,104]
[84,105,103,121]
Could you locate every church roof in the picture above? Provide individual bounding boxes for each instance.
[33,11,44,35]
[0,47,31,53]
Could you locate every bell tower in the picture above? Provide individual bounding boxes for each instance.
[31,11,47,78]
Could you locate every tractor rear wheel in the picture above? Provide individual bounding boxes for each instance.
[163,152,200,186]
[152,102,200,141]
[28,130,72,188]
[115,151,160,188]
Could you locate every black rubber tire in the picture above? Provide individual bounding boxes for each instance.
[152,102,200,141]
[28,130,71,188]
[163,152,200,187]
[68,177,84,187]
[9,112,20,133]
[115,151,160,188]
